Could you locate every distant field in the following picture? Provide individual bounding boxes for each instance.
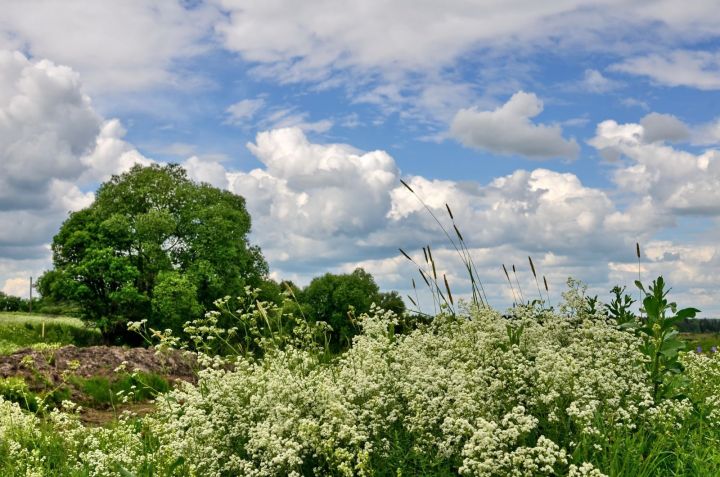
[0,312,100,355]
[681,332,720,352]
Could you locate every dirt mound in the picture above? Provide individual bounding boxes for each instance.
[0,345,196,386]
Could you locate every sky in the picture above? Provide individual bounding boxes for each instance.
[1,0,720,315]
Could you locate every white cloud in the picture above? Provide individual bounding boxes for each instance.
[233,128,398,250]
[211,0,720,121]
[183,156,230,189]
[186,127,674,311]
[166,125,718,314]
[80,119,154,182]
[0,50,151,290]
[2,277,30,299]
[581,69,622,93]
[590,117,720,216]
[261,108,333,134]
[450,92,580,159]
[225,98,265,124]
[621,98,650,111]
[693,118,720,145]
[612,50,720,90]
[639,112,690,143]
[213,1,720,81]
[0,1,217,93]
[0,51,98,209]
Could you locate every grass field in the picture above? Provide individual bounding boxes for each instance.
[681,332,720,352]
[0,312,100,355]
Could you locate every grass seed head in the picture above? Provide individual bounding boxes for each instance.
[528,256,537,278]
[445,203,454,220]
[400,179,414,193]
[443,274,453,305]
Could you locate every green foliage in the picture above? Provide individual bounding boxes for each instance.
[678,318,720,333]
[626,276,700,400]
[75,372,170,408]
[605,285,636,326]
[0,292,30,312]
[0,376,71,414]
[151,271,203,335]
[300,268,405,351]
[41,164,268,343]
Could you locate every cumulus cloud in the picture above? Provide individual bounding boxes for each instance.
[590,116,720,215]
[693,118,720,145]
[183,156,230,189]
[612,50,720,90]
[172,127,680,311]
[0,51,99,209]
[0,50,151,289]
[227,128,398,266]
[0,1,217,93]
[450,92,580,159]
[640,112,690,143]
[160,124,717,314]
[80,120,154,182]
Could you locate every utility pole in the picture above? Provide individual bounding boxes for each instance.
[29,276,32,313]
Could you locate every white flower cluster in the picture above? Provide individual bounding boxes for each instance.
[139,305,652,476]
[681,351,720,428]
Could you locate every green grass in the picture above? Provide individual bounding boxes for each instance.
[0,312,101,355]
[73,372,171,408]
[681,332,720,352]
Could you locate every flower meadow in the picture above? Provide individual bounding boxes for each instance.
[1,281,720,476]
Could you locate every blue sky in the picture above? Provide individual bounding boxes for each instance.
[1,1,720,314]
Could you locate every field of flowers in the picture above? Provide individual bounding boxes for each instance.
[0,279,719,476]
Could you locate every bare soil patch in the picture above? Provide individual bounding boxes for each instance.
[0,345,196,385]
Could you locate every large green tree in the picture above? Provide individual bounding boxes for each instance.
[40,164,268,342]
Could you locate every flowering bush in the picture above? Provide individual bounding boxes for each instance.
[0,281,719,476]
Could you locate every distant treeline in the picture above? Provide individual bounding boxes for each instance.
[0,291,79,316]
[678,318,720,333]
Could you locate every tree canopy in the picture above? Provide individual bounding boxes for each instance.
[40,164,268,342]
[300,268,405,350]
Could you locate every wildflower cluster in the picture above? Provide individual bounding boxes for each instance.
[0,281,718,475]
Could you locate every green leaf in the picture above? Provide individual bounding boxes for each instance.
[168,456,186,473]
[116,466,136,477]
[675,307,701,320]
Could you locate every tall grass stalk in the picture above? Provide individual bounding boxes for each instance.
[399,248,452,314]
[543,275,551,308]
[512,264,525,304]
[502,264,519,306]
[528,256,544,303]
[637,242,643,316]
[398,180,488,308]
